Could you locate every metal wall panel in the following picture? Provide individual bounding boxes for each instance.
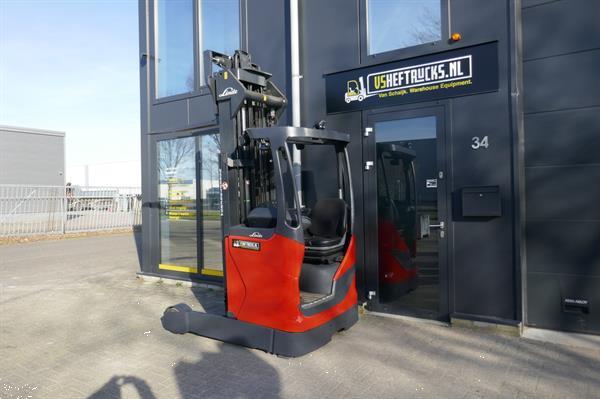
[299,0,361,126]
[522,0,600,61]
[450,91,516,320]
[523,49,600,113]
[0,128,65,186]
[449,0,517,321]
[247,0,290,125]
[526,165,600,220]
[522,0,555,7]
[527,273,600,334]
[150,99,190,133]
[189,94,217,127]
[526,221,600,277]
[525,108,600,167]
[523,0,600,334]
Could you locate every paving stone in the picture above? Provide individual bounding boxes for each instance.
[1,233,599,398]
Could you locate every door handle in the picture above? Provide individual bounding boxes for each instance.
[430,221,445,230]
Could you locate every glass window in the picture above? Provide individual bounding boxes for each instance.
[199,133,223,273]
[199,0,240,84]
[367,0,441,55]
[278,147,300,228]
[158,136,197,268]
[155,0,195,98]
[155,0,240,97]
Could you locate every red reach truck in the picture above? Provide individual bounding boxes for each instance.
[161,50,358,357]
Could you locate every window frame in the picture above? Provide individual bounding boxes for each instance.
[360,0,450,66]
[150,0,244,104]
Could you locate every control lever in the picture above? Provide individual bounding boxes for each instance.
[430,221,445,230]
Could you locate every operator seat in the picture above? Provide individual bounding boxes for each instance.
[304,198,348,262]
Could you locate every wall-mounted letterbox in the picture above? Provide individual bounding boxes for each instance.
[461,186,502,217]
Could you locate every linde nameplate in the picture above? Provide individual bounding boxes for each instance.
[325,42,499,113]
[232,239,261,251]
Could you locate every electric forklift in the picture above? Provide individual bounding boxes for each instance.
[161,50,358,357]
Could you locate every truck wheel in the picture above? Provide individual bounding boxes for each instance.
[358,95,364,102]
[345,97,352,103]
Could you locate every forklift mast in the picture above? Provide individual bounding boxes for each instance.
[205,50,287,235]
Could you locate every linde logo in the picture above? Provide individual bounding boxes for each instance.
[218,87,238,98]
[344,55,473,104]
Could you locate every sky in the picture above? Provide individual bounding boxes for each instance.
[0,0,141,167]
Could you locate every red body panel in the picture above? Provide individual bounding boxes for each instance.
[378,219,418,284]
[226,234,357,333]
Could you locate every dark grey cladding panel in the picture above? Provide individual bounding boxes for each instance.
[522,0,557,8]
[525,164,600,220]
[523,0,600,61]
[523,49,600,113]
[525,107,600,167]
[246,0,289,124]
[526,272,600,334]
[189,94,217,127]
[150,99,189,133]
[449,80,515,320]
[450,0,507,42]
[453,219,516,319]
[300,0,360,125]
[526,221,600,277]
[450,92,513,188]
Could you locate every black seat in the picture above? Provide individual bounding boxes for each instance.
[305,236,342,247]
[304,198,347,261]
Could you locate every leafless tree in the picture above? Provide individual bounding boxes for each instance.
[201,133,221,188]
[158,138,195,180]
[186,67,194,92]
[409,6,441,46]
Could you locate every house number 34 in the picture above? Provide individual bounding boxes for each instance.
[471,136,489,149]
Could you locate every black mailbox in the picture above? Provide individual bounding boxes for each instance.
[461,186,501,217]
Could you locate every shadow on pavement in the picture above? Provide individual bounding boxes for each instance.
[87,344,280,398]
[87,375,157,399]
[173,343,280,398]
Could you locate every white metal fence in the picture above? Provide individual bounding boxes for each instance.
[0,185,142,237]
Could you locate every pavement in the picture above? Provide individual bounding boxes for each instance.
[1,233,599,399]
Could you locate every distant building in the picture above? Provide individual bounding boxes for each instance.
[0,125,65,185]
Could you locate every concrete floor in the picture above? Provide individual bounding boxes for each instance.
[1,233,599,398]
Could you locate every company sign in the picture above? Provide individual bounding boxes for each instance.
[325,42,499,113]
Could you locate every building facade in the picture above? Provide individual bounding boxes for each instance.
[0,125,65,186]
[138,0,600,336]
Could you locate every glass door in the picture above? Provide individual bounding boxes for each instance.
[156,132,223,278]
[365,108,448,320]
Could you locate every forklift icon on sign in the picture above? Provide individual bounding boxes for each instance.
[345,77,367,103]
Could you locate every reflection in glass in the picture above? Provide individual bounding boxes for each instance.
[375,116,439,317]
[199,134,223,272]
[368,0,441,54]
[158,136,197,268]
[199,0,240,84]
[155,0,194,98]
